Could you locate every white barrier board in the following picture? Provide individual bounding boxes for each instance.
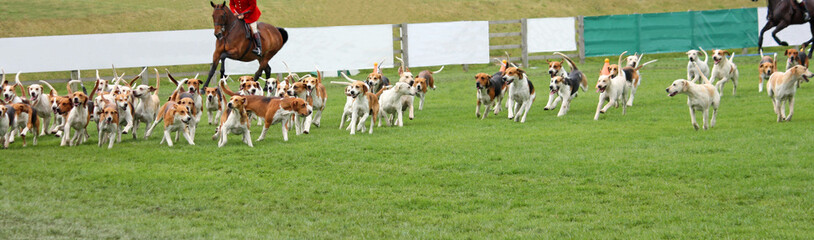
[405,21,490,67]
[0,30,215,73]
[527,17,577,53]
[225,24,394,75]
[758,7,812,47]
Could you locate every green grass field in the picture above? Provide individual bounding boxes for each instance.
[4,0,813,239]
[3,52,814,238]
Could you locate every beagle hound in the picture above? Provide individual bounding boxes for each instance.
[758,52,778,93]
[97,102,120,149]
[710,49,739,95]
[503,67,535,123]
[686,47,710,83]
[331,80,378,134]
[594,52,631,120]
[221,79,312,142]
[768,65,813,122]
[475,72,506,119]
[132,69,162,139]
[666,62,720,130]
[61,80,97,146]
[546,52,588,117]
[214,95,253,147]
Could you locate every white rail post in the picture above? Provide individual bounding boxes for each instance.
[521,18,529,68]
[400,22,410,68]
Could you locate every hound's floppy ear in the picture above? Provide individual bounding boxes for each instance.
[241,97,247,105]
[280,98,292,110]
[722,50,730,56]
[785,49,793,56]
[517,68,526,75]
[149,86,157,92]
[362,83,370,93]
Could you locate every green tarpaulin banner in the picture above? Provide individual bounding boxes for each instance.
[584,8,758,57]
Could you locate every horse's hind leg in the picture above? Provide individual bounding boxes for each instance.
[219,58,226,79]
[772,21,791,46]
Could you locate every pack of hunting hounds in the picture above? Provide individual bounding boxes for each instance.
[0,47,811,149]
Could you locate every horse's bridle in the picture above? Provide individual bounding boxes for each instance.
[214,8,239,40]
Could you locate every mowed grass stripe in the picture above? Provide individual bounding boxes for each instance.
[2,53,814,238]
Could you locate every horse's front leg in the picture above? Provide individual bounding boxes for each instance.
[204,51,227,88]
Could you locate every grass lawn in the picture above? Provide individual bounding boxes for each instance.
[2,51,814,238]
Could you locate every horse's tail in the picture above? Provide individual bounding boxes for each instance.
[278,28,289,45]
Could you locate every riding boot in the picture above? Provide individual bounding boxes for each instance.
[800,1,811,21]
[252,33,262,57]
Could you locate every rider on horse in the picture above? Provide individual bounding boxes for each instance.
[796,0,812,21]
[230,0,262,56]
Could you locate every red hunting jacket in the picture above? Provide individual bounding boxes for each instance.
[230,0,261,24]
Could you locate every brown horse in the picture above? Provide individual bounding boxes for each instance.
[755,0,814,56]
[205,1,288,89]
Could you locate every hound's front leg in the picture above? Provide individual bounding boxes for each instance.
[507,100,515,119]
[142,120,153,140]
[780,100,787,121]
[163,130,173,147]
[601,98,615,113]
[409,100,415,120]
[513,100,523,122]
[773,99,782,122]
[183,128,195,145]
[339,111,348,129]
[108,128,117,149]
[627,85,638,107]
[303,115,313,134]
[98,128,104,147]
[557,96,570,117]
[393,109,402,127]
[544,93,557,110]
[418,95,425,110]
[493,96,503,115]
[715,77,729,94]
[483,102,492,120]
[476,101,482,118]
[244,130,253,147]
[218,127,227,147]
[357,112,369,132]
[520,101,531,123]
[701,108,710,130]
[60,124,71,146]
[689,107,699,130]
[41,116,51,136]
[349,112,358,135]
[785,97,795,121]
[282,119,290,141]
[258,123,269,141]
[594,96,605,120]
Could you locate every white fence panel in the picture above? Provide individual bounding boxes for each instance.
[0,30,215,73]
[225,24,394,75]
[758,7,811,48]
[527,17,577,53]
[406,21,490,67]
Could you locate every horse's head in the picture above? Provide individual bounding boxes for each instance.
[211,1,228,39]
